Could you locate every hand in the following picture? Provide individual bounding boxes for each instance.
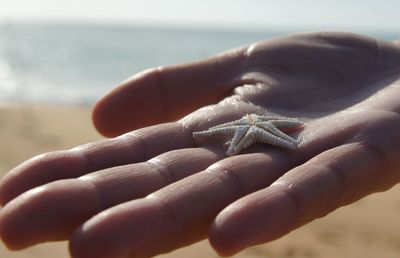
[1,32,400,258]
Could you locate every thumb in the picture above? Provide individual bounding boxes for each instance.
[92,49,246,137]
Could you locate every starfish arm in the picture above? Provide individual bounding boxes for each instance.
[228,128,258,156]
[254,127,298,149]
[192,127,236,139]
[226,127,250,156]
[208,118,249,129]
[270,120,304,131]
[257,123,299,144]
[254,115,282,122]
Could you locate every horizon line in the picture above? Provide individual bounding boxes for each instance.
[1,17,399,35]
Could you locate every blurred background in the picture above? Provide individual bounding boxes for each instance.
[0,1,399,258]
[0,0,399,105]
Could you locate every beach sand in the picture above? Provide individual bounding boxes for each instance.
[1,105,400,258]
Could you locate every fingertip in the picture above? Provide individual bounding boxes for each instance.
[0,164,36,206]
[0,179,102,249]
[0,151,88,206]
[91,93,130,138]
[0,188,44,250]
[0,177,12,207]
[92,69,164,137]
[208,203,250,257]
[0,217,26,251]
[0,159,38,206]
[91,92,133,138]
[209,188,300,256]
[209,229,240,257]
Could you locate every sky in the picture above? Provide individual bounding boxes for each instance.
[0,0,399,32]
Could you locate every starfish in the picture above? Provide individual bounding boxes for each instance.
[193,114,303,156]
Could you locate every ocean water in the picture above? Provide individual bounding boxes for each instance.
[0,22,398,105]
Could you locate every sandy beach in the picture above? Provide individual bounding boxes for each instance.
[1,105,400,258]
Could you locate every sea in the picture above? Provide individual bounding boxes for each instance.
[0,22,398,105]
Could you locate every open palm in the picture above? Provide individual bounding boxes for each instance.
[1,32,400,258]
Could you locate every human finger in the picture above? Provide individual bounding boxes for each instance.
[0,122,194,205]
[209,111,400,256]
[0,147,223,250]
[92,48,247,137]
[68,151,297,258]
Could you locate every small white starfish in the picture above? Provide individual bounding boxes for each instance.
[193,114,303,156]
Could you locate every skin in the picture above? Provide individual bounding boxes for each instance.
[0,32,400,258]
